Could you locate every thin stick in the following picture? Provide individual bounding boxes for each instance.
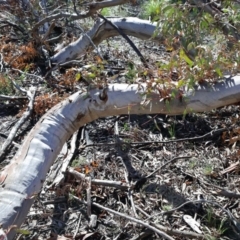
[201,179,240,199]
[135,204,205,239]
[73,213,82,239]
[86,176,92,217]
[11,68,44,83]
[72,195,174,240]
[0,133,20,148]
[147,199,240,232]
[0,87,36,160]
[51,131,79,187]
[68,167,129,190]
[81,128,228,148]
[147,156,192,178]
[0,95,27,101]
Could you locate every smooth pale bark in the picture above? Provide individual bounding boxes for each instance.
[1,76,240,239]
[50,18,163,64]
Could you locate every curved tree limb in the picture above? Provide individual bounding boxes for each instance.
[0,76,240,239]
[50,18,162,64]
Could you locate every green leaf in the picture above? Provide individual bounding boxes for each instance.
[16,229,30,235]
[215,67,223,77]
[162,5,173,15]
[180,49,194,67]
[187,42,196,52]
[75,72,81,81]
[177,79,185,88]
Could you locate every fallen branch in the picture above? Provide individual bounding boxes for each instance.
[68,167,129,190]
[0,87,36,160]
[135,205,205,239]
[0,95,27,101]
[51,131,79,187]
[72,195,174,240]
[50,18,162,64]
[147,199,240,234]
[32,0,129,34]
[80,127,228,148]
[1,75,240,238]
[146,156,192,179]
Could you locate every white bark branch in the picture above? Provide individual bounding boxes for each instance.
[0,76,240,239]
[0,88,36,159]
[50,18,162,64]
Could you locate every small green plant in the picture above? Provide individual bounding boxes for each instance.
[205,235,217,240]
[123,122,129,131]
[204,208,228,238]
[125,62,137,82]
[71,156,87,167]
[141,0,162,21]
[0,74,14,95]
[16,228,31,235]
[168,123,176,139]
[162,204,172,211]
[217,218,228,235]
[100,6,127,17]
[203,163,213,176]
[101,7,111,16]
[188,158,197,169]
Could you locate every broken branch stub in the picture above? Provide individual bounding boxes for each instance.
[1,78,240,239]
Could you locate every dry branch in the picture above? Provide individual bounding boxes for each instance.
[72,195,175,240]
[0,88,36,159]
[50,18,162,64]
[1,76,240,238]
[69,167,129,190]
[32,0,129,34]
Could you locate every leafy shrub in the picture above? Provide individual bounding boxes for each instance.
[141,0,162,20]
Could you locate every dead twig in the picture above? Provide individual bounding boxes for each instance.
[73,213,82,239]
[86,176,92,218]
[0,85,36,160]
[51,130,79,187]
[0,133,20,148]
[153,222,205,240]
[68,167,129,190]
[72,195,175,240]
[32,0,129,33]
[12,68,45,83]
[135,200,205,239]
[147,156,192,178]
[201,179,240,198]
[0,95,27,101]
[81,128,228,148]
[147,199,240,234]
[220,161,240,175]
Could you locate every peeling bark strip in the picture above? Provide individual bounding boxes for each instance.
[1,78,240,239]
